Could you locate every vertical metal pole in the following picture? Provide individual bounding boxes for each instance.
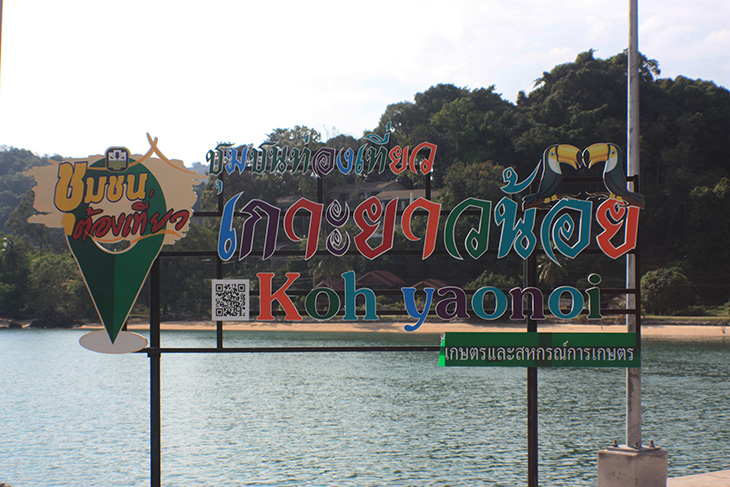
[626,0,642,449]
[216,176,225,349]
[149,258,162,487]
[525,253,538,486]
[216,257,223,349]
[527,368,538,486]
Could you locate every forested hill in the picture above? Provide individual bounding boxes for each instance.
[2,50,729,322]
[0,149,47,237]
[368,51,730,309]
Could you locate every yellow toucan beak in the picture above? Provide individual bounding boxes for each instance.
[583,143,611,168]
[555,144,581,169]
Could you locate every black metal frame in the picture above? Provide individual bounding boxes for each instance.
[141,174,640,487]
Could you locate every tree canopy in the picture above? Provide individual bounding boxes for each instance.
[2,50,730,321]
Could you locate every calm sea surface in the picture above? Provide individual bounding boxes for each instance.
[1,329,728,486]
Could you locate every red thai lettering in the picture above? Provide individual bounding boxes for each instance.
[388,146,409,174]
[411,142,437,174]
[353,197,398,260]
[595,199,640,259]
[283,198,323,260]
[401,197,441,259]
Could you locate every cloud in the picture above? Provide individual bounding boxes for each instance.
[1,0,728,162]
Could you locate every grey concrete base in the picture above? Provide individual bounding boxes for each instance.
[598,445,668,487]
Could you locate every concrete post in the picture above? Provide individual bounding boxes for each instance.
[598,446,668,487]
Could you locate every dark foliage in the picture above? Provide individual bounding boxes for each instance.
[2,50,729,319]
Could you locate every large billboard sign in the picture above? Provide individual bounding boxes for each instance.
[27,130,643,359]
[208,139,642,335]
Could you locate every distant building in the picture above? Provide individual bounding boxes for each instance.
[356,270,407,289]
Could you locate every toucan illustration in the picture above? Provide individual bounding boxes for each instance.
[522,144,581,209]
[582,142,644,208]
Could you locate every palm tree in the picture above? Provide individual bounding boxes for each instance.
[308,255,349,286]
[537,255,568,288]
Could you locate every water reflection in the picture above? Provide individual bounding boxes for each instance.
[1,330,728,486]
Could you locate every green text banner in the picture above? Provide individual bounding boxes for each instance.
[439,332,639,367]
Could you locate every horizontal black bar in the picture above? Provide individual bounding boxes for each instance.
[602,308,640,315]
[259,288,638,296]
[160,250,218,257]
[143,346,441,354]
[158,247,637,258]
[562,176,639,184]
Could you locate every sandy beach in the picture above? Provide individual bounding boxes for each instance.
[67,318,729,337]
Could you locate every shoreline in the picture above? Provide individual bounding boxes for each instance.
[71,319,730,337]
[3,317,728,337]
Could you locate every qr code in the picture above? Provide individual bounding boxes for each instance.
[212,279,250,321]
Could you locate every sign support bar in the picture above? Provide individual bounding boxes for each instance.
[149,258,162,487]
[526,252,538,487]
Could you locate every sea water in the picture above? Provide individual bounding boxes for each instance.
[1,329,728,486]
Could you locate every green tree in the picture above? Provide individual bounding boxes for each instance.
[372,84,471,185]
[154,219,219,319]
[430,86,520,170]
[684,178,730,303]
[641,266,696,315]
[6,190,60,251]
[465,271,519,291]
[308,254,350,286]
[439,160,507,208]
[0,147,49,235]
[0,234,31,318]
[25,252,94,325]
[537,256,569,289]
[639,76,730,268]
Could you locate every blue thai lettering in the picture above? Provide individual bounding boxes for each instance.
[494,197,537,259]
[541,199,593,264]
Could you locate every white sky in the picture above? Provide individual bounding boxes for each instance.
[0,0,728,164]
